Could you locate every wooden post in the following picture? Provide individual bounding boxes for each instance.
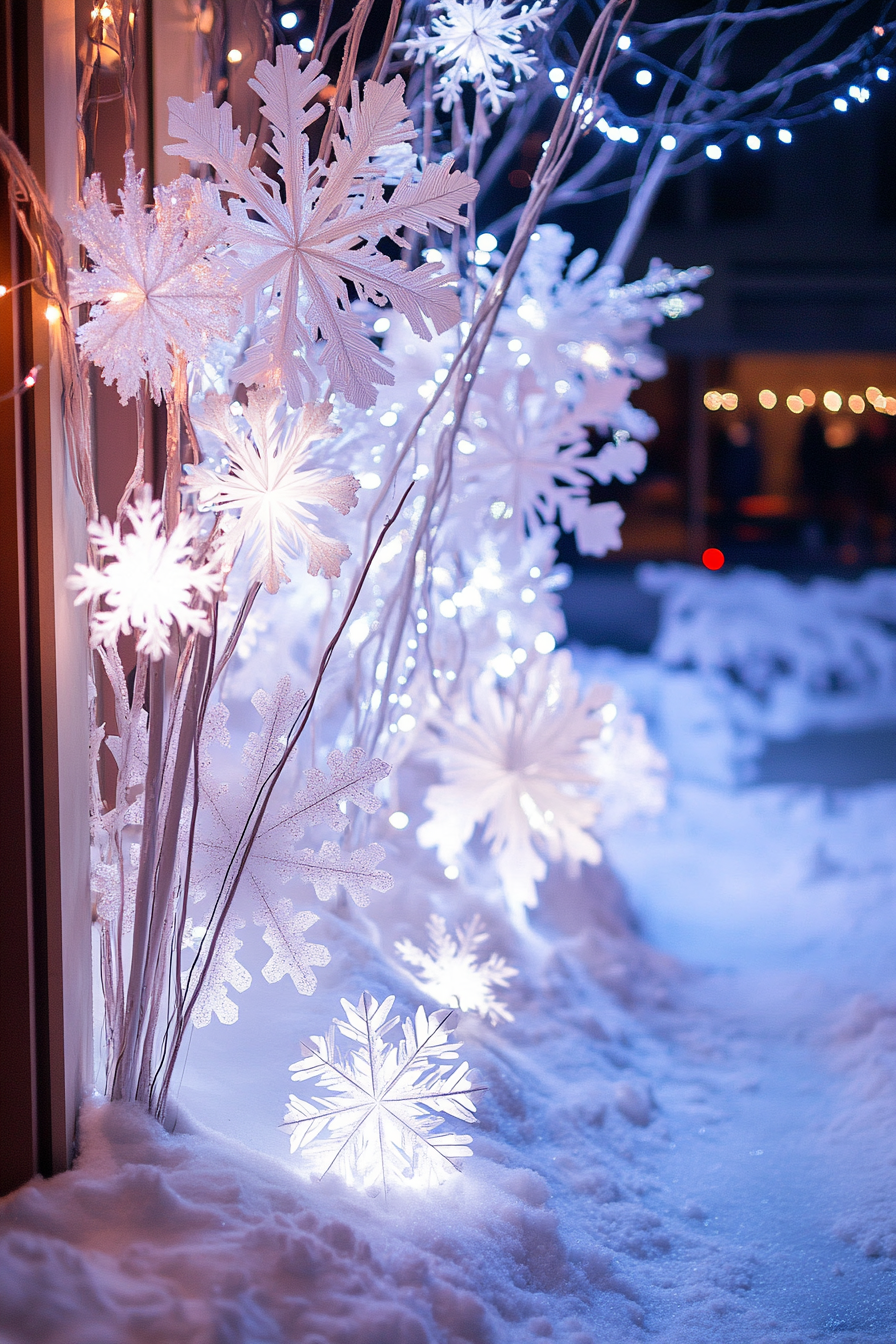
[0,0,91,1194]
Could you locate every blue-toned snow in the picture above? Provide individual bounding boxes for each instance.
[0,565,894,1343]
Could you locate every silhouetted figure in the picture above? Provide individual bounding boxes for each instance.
[716,418,762,541]
[798,411,831,526]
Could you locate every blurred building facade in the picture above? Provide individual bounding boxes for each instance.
[609,81,896,568]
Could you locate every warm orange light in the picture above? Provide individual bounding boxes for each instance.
[720,392,738,411]
[823,390,842,412]
[848,394,865,413]
[886,397,896,416]
[799,388,816,407]
[866,386,882,402]
[758,389,777,409]
[786,395,804,414]
[702,548,725,570]
[704,390,723,410]
[45,303,61,324]
[226,47,243,64]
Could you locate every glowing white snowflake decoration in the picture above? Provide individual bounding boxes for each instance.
[396,914,518,1024]
[165,47,478,407]
[187,391,359,589]
[70,152,239,403]
[69,487,224,660]
[418,649,607,920]
[404,0,555,112]
[284,992,481,1190]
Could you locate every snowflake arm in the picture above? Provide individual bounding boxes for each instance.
[185,915,252,1028]
[69,153,239,403]
[255,898,330,994]
[295,841,393,905]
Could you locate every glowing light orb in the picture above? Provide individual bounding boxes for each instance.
[702,548,725,571]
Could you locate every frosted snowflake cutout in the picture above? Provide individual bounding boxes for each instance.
[405,0,555,112]
[396,914,518,1023]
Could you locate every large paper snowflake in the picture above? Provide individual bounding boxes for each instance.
[165,47,478,408]
[404,0,555,112]
[187,391,359,589]
[396,914,518,1024]
[69,487,224,659]
[283,992,480,1190]
[418,649,607,919]
[70,153,239,403]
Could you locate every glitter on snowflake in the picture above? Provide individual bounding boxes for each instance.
[396,914,518,1024]
[69,153,239,403]
[283,992,481,1190]
[404,0,555,112]
[418,649,607,920]
[69,487,225,660]
[165,47,478,407]
[184,914,252,1028]
[187,391,359,589]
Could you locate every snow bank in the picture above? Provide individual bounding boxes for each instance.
[573,565,896,785]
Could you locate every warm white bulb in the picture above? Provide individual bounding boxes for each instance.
[226,48,243,64]
[298,36,314,52]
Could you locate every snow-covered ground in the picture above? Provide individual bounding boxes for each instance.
[1,567,894,1343]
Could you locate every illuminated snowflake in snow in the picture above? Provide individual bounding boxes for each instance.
[396,914,518,1024]
[69,487,225,660]
[283,992,481,1190]
[404,0,555,112]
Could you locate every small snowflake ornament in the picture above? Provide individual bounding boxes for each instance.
[69,487,225,659]
[187,391,359,589]
[70,153,239,403]
[283,991,481,1190]
[405,0,555,112]
[396,914,518,1024]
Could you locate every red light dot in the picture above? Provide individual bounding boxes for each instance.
[702,547,725,570]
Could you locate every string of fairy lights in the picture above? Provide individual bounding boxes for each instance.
[704,386,896,416]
